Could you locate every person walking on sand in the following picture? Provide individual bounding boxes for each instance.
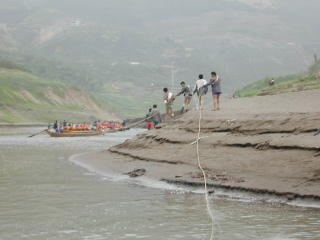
[209,72,222,111]
[193,74,208,110]
[175,81,193,113]
[163,88,175,118]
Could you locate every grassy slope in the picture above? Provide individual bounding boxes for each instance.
[0,67,115,123]
[4,52,184,118]
[97,90,173,119]
[0,59,171,122]
[237,61,320,97]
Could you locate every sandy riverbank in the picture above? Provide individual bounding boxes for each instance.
[77,89,320,201]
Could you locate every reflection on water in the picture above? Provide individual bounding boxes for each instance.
[0,128,319,240]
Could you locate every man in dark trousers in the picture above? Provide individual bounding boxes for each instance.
[53,120,58,130]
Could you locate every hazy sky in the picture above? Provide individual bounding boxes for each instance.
[1,0,320,92]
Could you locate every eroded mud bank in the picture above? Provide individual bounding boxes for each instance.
[107,90,320,201]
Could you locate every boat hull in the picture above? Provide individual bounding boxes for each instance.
[45,130,104,137]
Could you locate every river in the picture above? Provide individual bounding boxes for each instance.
[0,128,319,240]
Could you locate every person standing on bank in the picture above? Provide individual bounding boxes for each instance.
[175,81,193,113]
[193,74,208,110]
[209,72,222,111]
[145,108,154,130]
[163,88,175,117]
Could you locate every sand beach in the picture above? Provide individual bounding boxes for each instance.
[76,89,320,201]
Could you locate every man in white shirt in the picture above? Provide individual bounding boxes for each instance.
[163,88,174,117]
[193,74,208,109]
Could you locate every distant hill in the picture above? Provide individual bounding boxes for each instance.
[1,0,320,117]
[0,60,117,123]
[237,60,320,97]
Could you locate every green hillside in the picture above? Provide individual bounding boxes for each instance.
[0,60,116,123]
[237,61,320,97]
[2,0,320,118]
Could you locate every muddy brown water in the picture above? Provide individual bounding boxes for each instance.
[0,128,319,240]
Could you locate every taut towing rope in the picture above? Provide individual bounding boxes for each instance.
[196,107,216,240]
[106,116,154,133]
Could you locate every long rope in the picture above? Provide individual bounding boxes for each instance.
[126,101,217,239]
[123,115,153,129]
[196,106,215,240]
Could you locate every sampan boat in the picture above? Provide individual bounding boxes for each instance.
[45,130,104,137]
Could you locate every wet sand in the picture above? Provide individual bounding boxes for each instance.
[80,89,320,202]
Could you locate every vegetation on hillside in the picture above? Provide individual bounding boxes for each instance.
[0,58,30,72]
[0,60,115,123]
[237,61,320,97]
[2,0,320,118]
[309,59,320,73]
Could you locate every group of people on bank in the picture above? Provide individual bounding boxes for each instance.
[95,120,123,129]
[163,71,222,116]
[50,120,90,132]
[50,120,123,132]
[145,71,222,129]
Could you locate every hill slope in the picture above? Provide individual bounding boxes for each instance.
[1,0,320,117]
[0,61,117,123]
[237,61,320,97]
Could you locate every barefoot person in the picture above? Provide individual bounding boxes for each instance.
[209,72,222,111]
[163,88,175,118]
[175,81,193,112]
[193,74,208,109]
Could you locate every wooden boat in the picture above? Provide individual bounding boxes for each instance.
[45,129,104,137]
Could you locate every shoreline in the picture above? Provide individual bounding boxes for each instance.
[71,90,320,207]
[70,150,320,208]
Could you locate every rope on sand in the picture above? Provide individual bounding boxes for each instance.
[196,107,216,240]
